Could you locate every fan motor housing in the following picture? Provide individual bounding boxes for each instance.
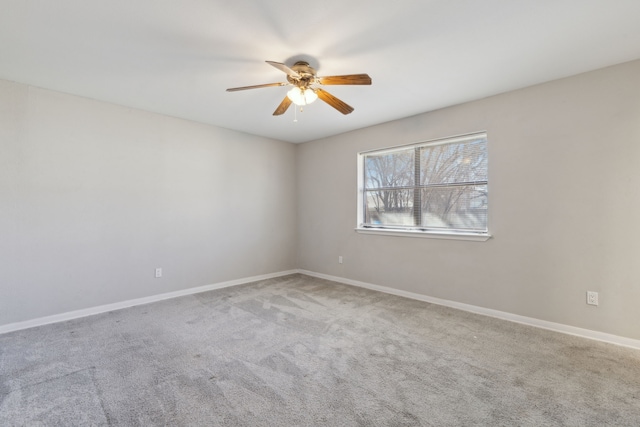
[287,61,317,88]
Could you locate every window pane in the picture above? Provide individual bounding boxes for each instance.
[421,185,487,231]
[420,138,487,185]
[364,148,414,189]
[359,132,488,236]
[364,189,414,226]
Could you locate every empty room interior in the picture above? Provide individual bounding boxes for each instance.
[2,1,640,425]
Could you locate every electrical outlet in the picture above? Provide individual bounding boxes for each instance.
[338,256,343,264]
[586,291,598,306]
[155,268,162,278]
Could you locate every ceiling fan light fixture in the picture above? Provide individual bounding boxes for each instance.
[226,60,370,116]
[287,87,317,106]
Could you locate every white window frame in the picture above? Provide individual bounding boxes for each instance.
[356,132,491,241]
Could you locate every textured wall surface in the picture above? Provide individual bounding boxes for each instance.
[3,59,640,342]
[0,80,297,325]
[297,59,640,340]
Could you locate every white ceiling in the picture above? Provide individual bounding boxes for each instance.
[2,0,640,143]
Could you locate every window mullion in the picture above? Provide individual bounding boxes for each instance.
[413,147,421,226]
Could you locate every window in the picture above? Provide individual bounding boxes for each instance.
[357,133,489,239]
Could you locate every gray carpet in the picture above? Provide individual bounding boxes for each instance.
[1,274,639,426]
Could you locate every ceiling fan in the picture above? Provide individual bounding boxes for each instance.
[226,60,372,116]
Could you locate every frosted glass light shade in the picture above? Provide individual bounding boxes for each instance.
[287,87,318,106]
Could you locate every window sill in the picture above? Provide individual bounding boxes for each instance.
[355,227,492,241]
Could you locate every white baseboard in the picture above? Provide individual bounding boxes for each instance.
[0,270,298,335]
[298,269,640,351]
[4,268,639,351]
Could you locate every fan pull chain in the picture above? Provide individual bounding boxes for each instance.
[293,105,305,123]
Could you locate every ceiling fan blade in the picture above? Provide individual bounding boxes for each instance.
[318,74,372,85]
[315,88,354,115]
[266,61,300,77]
[273,96,293,116]
[226,82,287,92]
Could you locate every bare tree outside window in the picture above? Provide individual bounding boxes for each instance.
[364,148,414,225]
[361,134,488,233]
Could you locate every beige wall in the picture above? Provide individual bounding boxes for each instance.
[0,80,298,326]
[297,59,640,340]
[3,59,640,342]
